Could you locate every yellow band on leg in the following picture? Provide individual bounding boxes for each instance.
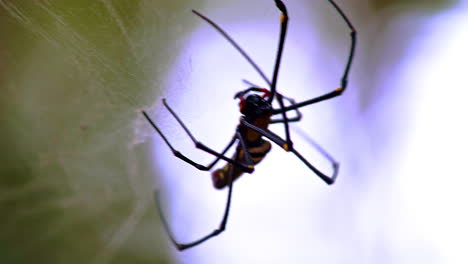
[280,14,287,23]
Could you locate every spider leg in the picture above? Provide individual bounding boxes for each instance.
[241,79,261,88]
[154,163,235,251]
[273,0,356,114]
[269,94,302,123]
[192,0,288,93]
[142,102,252,173]
[275,93,293,149]
[241,118,338,184]
[293,126,338,167]
[192,10,270,87]
[245,1,293,145]
[155,130,254,251]
[269,0,289,103]
[270,93,337,182]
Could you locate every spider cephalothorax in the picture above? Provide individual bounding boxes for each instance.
[237,94,273,119]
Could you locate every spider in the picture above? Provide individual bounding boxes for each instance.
[142,0,356,251]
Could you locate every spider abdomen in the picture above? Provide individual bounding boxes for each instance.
[211,139,272,189]
[243,114,271,142]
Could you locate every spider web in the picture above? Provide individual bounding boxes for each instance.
[0,1,191,263]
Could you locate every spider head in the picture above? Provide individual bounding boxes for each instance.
[236,93,272,118]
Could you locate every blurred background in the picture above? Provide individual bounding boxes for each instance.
[1,0,467,263]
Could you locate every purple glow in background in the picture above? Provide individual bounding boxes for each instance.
[146,1,468,263]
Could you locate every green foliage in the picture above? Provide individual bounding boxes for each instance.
[370,0,456,11]
[0,0,194,263]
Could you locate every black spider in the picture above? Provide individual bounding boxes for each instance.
[142,0,356,251]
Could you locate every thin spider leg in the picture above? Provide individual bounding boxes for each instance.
[154,191,180,249]
[242,79,261,88]
[291,148,338,185]
[241,118,286,149]
[270,96,302,123]
[155,131,254,251]
[270,0,294,150]
[166,160,236,250]
[153,170,233,251]
[235,130,255,169]
[328,0,356,89]
[275,93,293,149]
[154,178,231,251]
[142,107,251,172]
[162,99,254,172]
[272,0,356,114]
[269,0,289,104]
[240,118,337,184]
[293,126,338,165]
[192,10,271,87]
